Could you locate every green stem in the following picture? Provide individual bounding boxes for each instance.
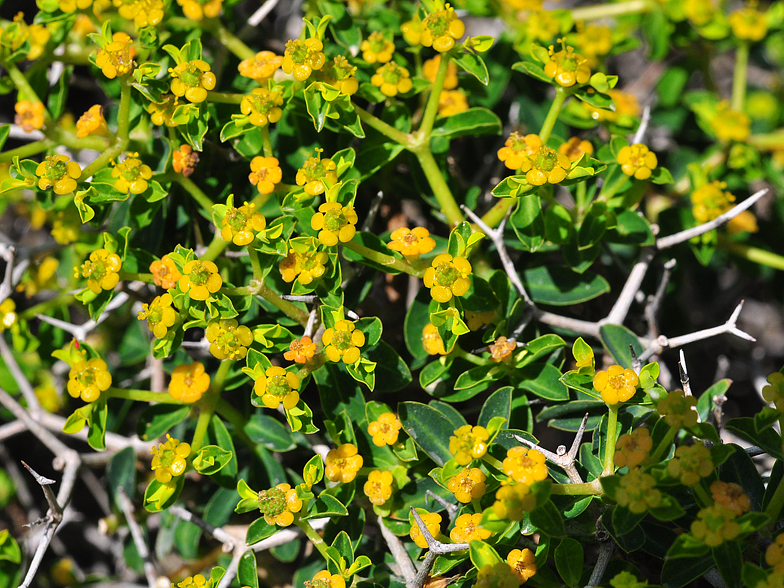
[550,479,604,496]
[419,53,450,138]
[451,346,486,366]
[602,404,619,475]
[175,175,215,213]
[261,126,274,158]
[343,240,426,277]
[480,198,516,229]
[748,132,784,149]
[191,360,232,453]
[295,517,331,561]
[721,240,784,271]
[539,86,570,144]
[647,426,677,464]
[353,104,412,146]
[205,19,256,60]
[692,482,712,507]
[225,283,310,326]
[119,271,153,282]
[215,399,255,447]
[105,387,182,404]
[248,247,263,281]
[414,148,464,227]
[731,42,749,111]
[481,454,505,472]
[201,234,229,263]
[764,477,784,523]
[2,60,50,118]
[0,139,53,161]
[79,79,131,180]
[206,91,245,104]
[597,170,630,201]
[570,0,650,21]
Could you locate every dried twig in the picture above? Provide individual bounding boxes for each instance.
[602,249,655,326]
[425,489,459,521]
[514,413,590,484]
[644,259,676,339]
[378,515,416,585]
[631,105,651,145]
[408,508,469,588]
[36,292,130,340]
[584,540,614,588]
[117,488,158,588]
[679,350,692,397]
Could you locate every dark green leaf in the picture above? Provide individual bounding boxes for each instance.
[518,363,569,401]
[246,517,277,545]
[554,538,583,587]
[107,447,137,504]
[510,195,545,252]
[599,324,643,369]
[136,405,190,441]
[365,341,412,393]
[454,51,489,85]
[725,418,784,460]
[302,492,348,519]
[399,402,455,466]
[245,414,296,452]
[528,500,565,537]
[431,108,501,139]
[238,551,258,588]
[660,554,714,588]
[712,542,742,588]
[479,387,512,428]
[522,266,610,306]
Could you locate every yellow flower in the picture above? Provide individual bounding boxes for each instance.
[176,0,223,20]
[614,427,652,469]
[279,248,329,285]
[147,94,180,127]
[487,337,517,363]
[691,505,741,547]
[325,443,363,483]
[322,319,365,364]
[507,548,537,584]
[249,156,282,194]
[168,362,210,403]
[667,444,713,486]
[220,201,266,246]
[573,23,612,60]
[422,323,447,355]
[67,357,112,402]
[656,389,698,429]
[172,144,199,177]
[388,227,436,257]
[691,180,735,223]
[170,60,217,103]
[493,482,536,520]
[150,255,181,290]
[78,248,122,294]
[112,152,152,194]
[51,210,80,245]
[593,364,639,404]
[316,56,359,96]
[544,40,591,87]
[727,210,758,234]
[711,101,750,142]
[179,259,222,301]
[450,512,491,543]
[409,511,441,548]
[766,534,784,575]
[710,481,751,516]
[76,105,108,138]
[309,571,346,588]
[177,575,208,588]
[437,89,469,117]
[360,31,395,64]
[729,4,768,41]
[684,0,714,26]
[449,424,489,465]
[238,51,283,82]
[559,137,594,162]
[363,470,394,505]
[310,202,358,246]
[367,412,401,447]
[520,141,571,186]
[296,152,337,197]
[36,154,81,194]
[284,337,317,364]
[523,10,561,43]
[150,434,190,483]
[497,132,541,170]
[503,446,548,484]
[617,144,657,180]
[205,318,253,360]
[764,372,784,410]
[423,253,472,304]
[254,366,300,410]
[112,0,164,27]
[370,62,413,97]
[240,87,284,127]
[137,293,177,339]
[420,4,465,52]
[504,0,543,10]
[400,15,422,45]
[423,55,459,89]
[475,563,519,588]
[447,467,486,503]
[58,0,93,12]
[0,299,17,333]
[282,38,326,82]
[258,483,302,526]
[615,467,661,513]
[465,309,496,331]
[95,32,136,79]
[14,100,45,133]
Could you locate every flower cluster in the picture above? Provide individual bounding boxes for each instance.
[170,60,217,103]
[112,152,152,194]
[311,203,358,245]
[258,483,302,526]
[322,320,365,364]
[169,362,210,403]
[325,443,363,483]
[68,357,112,402]
[423,254,472,303]
[503,446,548,484]
[254,366,300,410]
[449,424,489,465]
[77,248,122,294]
[220,201,266,246]
[205,319,253,360]
[137,293,177,338]
[363,470,394,505]
[367,412,401,446]
[150,435,191,483]
[593,364,638,405]
[447,467,487,503]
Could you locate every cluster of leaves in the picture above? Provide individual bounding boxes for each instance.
[2,0,784,587]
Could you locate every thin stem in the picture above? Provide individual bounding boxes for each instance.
[257,282,310,326]
[539,86,570,144]
[207,91,245,104]
[597,170,630,202]
[481,454,505,472]
[205,20,256,60]
[353,104,412,146]
[419,53,450,138]
[79,79,131,180]
[414,149,464,227]
[201,234,229,263]
[215,399,254,448]
[748,133,784,149]
[343,240,426,277]
[295,517,331,561]
[569,0,650,21]
[119,271,153,282]
[2,60,50,118]
[721,240,784,271]
[105,387,182,404]
[0,139,53,162]
[692,482,712,508]
[550,478,603,495]
[191,360,232,453]
[175,175,215,214]
[248,247,263,281]
[602,404,619,475]
[261,126,273,158]
[647,426,677,464]
[480,198,516,229]
[764,478,784,524]
[731,42,749,111]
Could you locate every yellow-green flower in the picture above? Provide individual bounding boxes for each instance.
[220,201,266,246]
[77,248,122,294]
[521,142,571,185]
[240,87,283,127]
[112,152,152,194]
[614,428,652,469]
[656,389,698,429]
[176,0,222,20]
[497,132,541,170]
[113,0,164,27]
[420,4,465,52]
[729,4,768,41]
[544,40,591,87]
[316,56,359,96]
[150,434,190,483]
[691,504,741,547]
[322,319,365,364]
[170,59,216,103]
[475,563,519,588]
[311,202,358,246]
[710,101,750,142]
[363,470,394,505]
[67,357,112,402]
[36,154,81,195]
[137,293,177,339]
[179,260,222,301]
[593,364,639,405]
[296,152,337,197]
[360,31,394,64]
[493,482,536,520]
[325,443,363,483]
[370,62,413,98]
[0,299,17,332]
[666,443,713,486]
[282,38,325,81]
[95,32,136,79]
[503,446,548,484]
[449,424,489,465]
[258,483,302,526]
[617,144,657,180]
[423,253,472,303]
[710,481,751,516]
[204,318,253,360]
[254,366,300,410]
[279,247,329,285]
[615,467,661,513]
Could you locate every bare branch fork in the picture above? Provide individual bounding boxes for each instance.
[408,508,469,588]
[514,413,590,484]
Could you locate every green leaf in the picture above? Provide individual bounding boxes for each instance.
[454,364,505,391]
[302,492,348,519]
[193,445,233,476]
[87,399,108,451]
[725,418,784,460]
[303,454,325,488]
[478,387,512,428]
[665,534,710,560]
[431,108,502,140]
[398,402,455,466]
[510,195,545,252]
[517,363,569,401]
[529,500,566,537]
[136,405,189,441]
[144,475,185,513]
[521,266,609,306]
[107,447,137,504]
[599,324,643,369]
[246,517,277,545]
[454,51,489,85]
[245,414,296,452]
[660,553,714,588]
[712,541,742,588]
[511,60,551,84]
[742,564,769,588]
[469,540,502,569]
[554,538,583,587]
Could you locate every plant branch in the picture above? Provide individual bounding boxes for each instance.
[0,335,42,416]
[408,508,469,588]
[117,488,158,588]
[378,515,416,584]
[514,413,589,484]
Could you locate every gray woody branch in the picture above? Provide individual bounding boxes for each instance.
[408,507,469,588]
